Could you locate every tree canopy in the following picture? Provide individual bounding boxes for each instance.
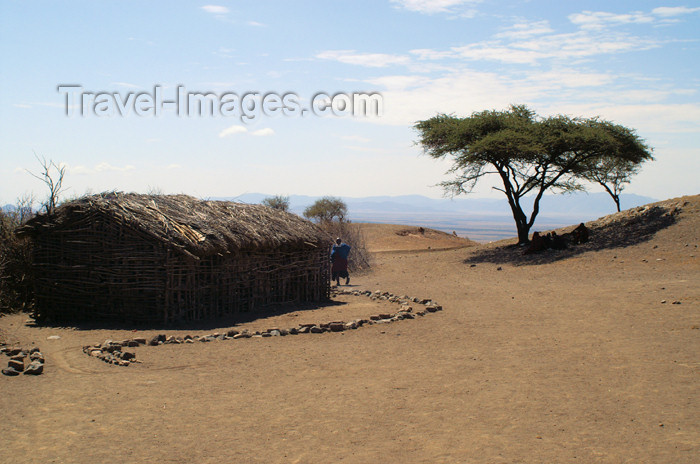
[303,196,348,223]
[415,105,653,243]
[261,195,290,212]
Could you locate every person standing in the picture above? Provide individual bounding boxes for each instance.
[330,237,351,286]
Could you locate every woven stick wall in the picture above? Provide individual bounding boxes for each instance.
[22,192,331,324]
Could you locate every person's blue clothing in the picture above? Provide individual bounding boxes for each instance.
[331,243,351,260]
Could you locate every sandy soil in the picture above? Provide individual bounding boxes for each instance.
[357,223,476,253]
[1,195,698,464]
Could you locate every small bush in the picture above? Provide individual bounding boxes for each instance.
[0,209,34,314]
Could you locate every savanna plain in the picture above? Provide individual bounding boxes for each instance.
[1,196,698,464]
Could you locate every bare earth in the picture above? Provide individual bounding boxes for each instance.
[1,195,698,464]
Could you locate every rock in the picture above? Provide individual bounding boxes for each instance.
[297,326,310,334]
[344,322,357,330]
[134,338,147,345]
[46,335,61,340]
[269,330,281,337]
[148,336,161,346]
[309,326,323,333]
[379,314,392,320]
[90,349,103,357]
[2,367,21,376]
[8,359,24,371]
[262,333,272,337]
[329,322,345,332]
[29,347,40,354]
[400,305,413,312]
[23,361,44,375]
[226,330,239,337]
[121,352,136,361]
[10,354,25,362]
[126,340,140,347]
[29,352,44,363]
[369,315,381,321]
[425,306,438,313]
[7,348,23,356]
[497,266,502,271]
[233,333,251,339]
[288,328,298,335]
[420,299,431,305]
[183,335,193,341]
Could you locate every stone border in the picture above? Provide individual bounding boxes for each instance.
[81,289,444,367]
[1,347,45,376]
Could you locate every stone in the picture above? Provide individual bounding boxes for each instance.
[400,305,413,312]
[121,352,136,361]
[425,306,438,313]
[233,333,250,339]
[269,330,281,337]
[379,314,392,320]
[90,349,103,357]
[10,354,25,362]
[344,322,357,330]
[288,328,298,335]
[7,348,23,356]
[329,323,345,332]
[2,367,20,376]
[226,330,239,337]
[185,339,195,344]
[261,333,272,337]
[309,326,324,333]
[29,352,44,363]
[47,335,61,340]
[299,323,316,328]
[297,326,310,334]
[29,347,40,354]
[370,315,381,321]
[126,340,140,347]
[8,359,24,371]
[23,361,44,375]
[134,338,147,345]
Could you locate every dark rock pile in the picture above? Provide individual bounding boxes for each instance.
[81,289,443,366]
[1,347,45,376]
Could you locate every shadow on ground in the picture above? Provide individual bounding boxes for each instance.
[27,299,348,331]
[464,205,678,266]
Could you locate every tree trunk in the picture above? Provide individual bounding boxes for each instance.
[614,195,621,212]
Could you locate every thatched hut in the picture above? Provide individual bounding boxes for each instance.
[20,192,331,324]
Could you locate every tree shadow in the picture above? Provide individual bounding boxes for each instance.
[30,299,348,331]
[464,205,678,266]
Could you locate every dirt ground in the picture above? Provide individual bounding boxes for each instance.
[1,196,698,463]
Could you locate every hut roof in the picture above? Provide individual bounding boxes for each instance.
[21,192,330,258]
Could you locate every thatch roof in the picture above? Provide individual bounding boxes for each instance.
[21,192,330,258]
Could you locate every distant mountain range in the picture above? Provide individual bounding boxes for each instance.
[4,192,656,242]
[212,192,657,242]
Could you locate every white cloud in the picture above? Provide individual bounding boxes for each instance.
[248,21,266,27]
[201,5,229,14]
[219,125,248,137]
[494,20,554,39]
[251,128,275,137]
[95,162,135,173]
[390,0,480,15]
[316,50,410,68]
[12,103,31,108]
[569,11,654,30]
[651,6,700,17]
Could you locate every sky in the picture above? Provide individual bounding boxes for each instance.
[1,0,699,205]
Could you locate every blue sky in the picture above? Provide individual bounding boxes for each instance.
[1,0,698,205]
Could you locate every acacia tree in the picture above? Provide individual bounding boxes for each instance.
[303,196,347,223]
[261,195,290,212]
[415,105,653,244]
[27,154,66,216]
[582,153,644,213]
